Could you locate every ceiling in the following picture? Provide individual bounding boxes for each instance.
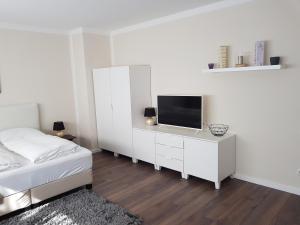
[0,0,222,33]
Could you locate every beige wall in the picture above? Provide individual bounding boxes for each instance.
[0,28,110,149]
[83,33,111,149]
[112,0,300,189]
[69,32,90,145]
[70,31,111,149]
[0,29,77,134]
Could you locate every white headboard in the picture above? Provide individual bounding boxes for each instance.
[0,103,40,130]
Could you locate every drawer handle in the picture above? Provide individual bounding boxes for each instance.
[171,157,183,161]
[156,143,183,149]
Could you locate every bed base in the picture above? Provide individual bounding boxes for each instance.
[31,169,92,204]
[0,191,31,217]
[0,169,92,218]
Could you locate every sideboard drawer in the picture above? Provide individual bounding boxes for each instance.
[156,154,183,172]
[156,133,184,148]
[156,144,183,172]
[156,144,183,160]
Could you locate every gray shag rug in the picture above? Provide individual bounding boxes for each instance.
[0,189,142,225]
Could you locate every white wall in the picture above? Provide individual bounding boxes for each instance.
[0,29,77,134]
[0,28,110,149]
[70,31,111,149]
[112,0,300,190]
[70,32,90,146]
[83,33,111,149]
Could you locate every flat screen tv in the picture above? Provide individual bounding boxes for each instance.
[157,95,203,129]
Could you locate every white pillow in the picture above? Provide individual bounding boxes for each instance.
[0,128,44,143]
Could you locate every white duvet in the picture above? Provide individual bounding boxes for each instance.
[0,128,80,164]
[0,145,27,172]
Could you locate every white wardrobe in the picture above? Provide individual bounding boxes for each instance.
[93,65,151,157]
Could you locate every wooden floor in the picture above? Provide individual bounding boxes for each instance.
[92,151,300,225]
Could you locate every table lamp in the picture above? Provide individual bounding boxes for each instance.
[144,107,156,126]
[53,121,65,137]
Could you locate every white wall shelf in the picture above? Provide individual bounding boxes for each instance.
[202,65,282,73]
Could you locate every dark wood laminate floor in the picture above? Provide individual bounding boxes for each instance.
[92,151,300,225]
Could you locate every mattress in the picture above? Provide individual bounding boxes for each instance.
[0,147,92,197]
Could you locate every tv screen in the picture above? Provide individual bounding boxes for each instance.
[157,95,203,129]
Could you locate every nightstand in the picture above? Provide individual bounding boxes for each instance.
[61,134,76,141]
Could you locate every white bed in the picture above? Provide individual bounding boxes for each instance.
[0,147,92,198]
[0,103,93,216]
[0,144,31,197]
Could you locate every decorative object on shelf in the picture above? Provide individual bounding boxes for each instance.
[270,56,280,65]
[144,107,156,126]
[208,63,215,69]
[53,121,65,137]
[235,56,247,67]
[255,41,265,66]
[219,46,229,68]
[235,64,248,67]
[209,124,229,137]
[238,55,243,64]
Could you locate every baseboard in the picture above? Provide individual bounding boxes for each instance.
[233,173,300,196]
[91,148,103,154]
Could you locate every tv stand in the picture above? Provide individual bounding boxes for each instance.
[132,124,236,189]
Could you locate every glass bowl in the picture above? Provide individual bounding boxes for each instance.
[209,124,229,136]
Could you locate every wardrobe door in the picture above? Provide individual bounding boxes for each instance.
[93,68,115,151]
[110,66,133,157]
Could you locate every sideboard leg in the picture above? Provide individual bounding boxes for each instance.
[215,182,221,190]
[154,164,161,171]
[181,173,189,179]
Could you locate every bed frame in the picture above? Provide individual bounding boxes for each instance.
[0,103,93,217]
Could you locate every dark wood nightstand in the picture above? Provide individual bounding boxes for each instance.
[61,134,76,141]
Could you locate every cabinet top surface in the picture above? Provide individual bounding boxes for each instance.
[133,124,235,143]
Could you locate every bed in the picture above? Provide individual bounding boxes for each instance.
[0,103,93,217]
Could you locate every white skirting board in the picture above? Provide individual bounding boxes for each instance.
[233,173,300,196]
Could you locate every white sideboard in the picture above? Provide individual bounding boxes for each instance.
[132,125,236,189]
